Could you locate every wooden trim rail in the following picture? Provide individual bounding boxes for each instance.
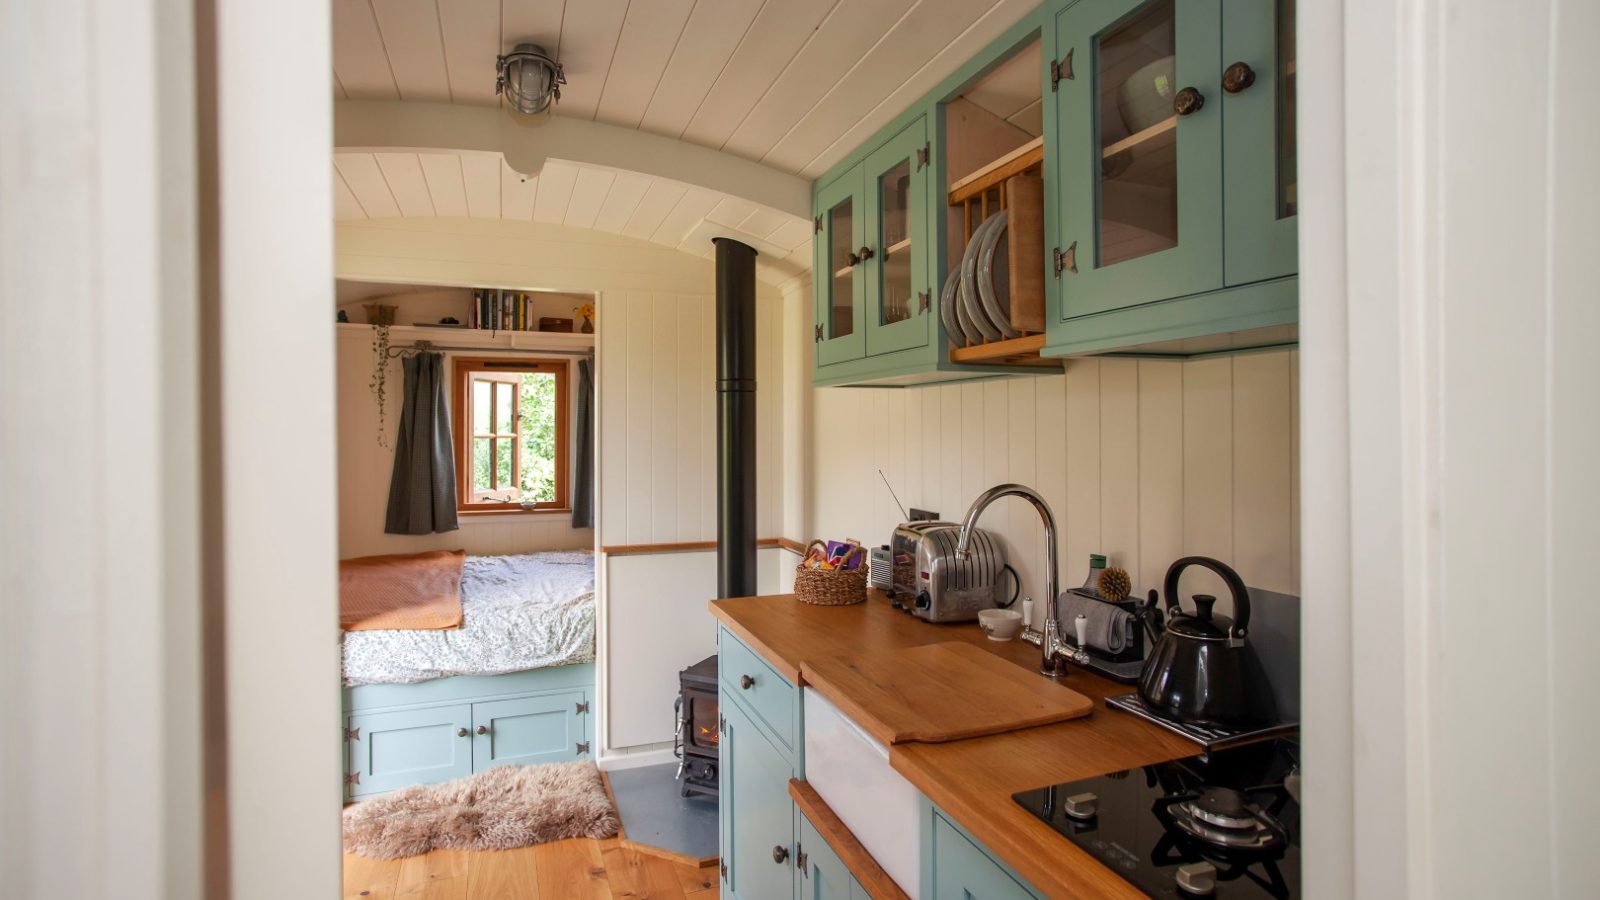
[600,538,809,557]
[789,779,910,900]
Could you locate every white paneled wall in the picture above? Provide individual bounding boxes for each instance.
[597,291,786,546]
[334,328,594,558]
[595,289,789,754]
[810,353,1300,621]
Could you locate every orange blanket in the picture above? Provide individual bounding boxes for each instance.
[340,550,466,632]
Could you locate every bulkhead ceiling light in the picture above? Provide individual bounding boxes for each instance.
[496,43,564,115]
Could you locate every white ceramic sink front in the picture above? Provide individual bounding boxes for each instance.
[802,686,921,897]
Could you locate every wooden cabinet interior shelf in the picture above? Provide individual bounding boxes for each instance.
[1102,116,1175,158]
[948,332,1062,368]
[948,136,1044,206]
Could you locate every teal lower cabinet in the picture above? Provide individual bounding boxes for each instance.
[343,664,593,800]
[346,704,475,797]
[722,693,798,900]
[925,803,1042,900]
[470,691,588,771]
[797,811,871,899]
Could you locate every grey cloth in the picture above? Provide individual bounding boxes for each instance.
[570,356,595,529]
[384,352,459,535]
[1058,589,1135,654]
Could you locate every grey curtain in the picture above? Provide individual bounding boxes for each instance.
[571,355,595,528]
[385,352,460,535]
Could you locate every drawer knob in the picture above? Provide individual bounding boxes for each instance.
[1222,61,1256,94]
[739,674,755,690]
[475,725,489,735]
[772,845,789,864]
[457,727,469,738]
[1173,86,1205,116]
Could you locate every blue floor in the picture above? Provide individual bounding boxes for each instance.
[607,762,719,861]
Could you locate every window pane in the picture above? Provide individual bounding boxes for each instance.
[472,437,493,493]
[495,382,514,434]
[495,437,512,490]
[827,197,854,339]
[1097,0,1178,268]
[473,380,491,434]
[519,372,558,503]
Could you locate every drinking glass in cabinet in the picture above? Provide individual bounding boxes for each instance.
[1097,0,1178,268]
[879,161,912,326]
[827,197,854,339]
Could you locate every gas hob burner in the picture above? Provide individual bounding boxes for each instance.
[1157,786,1290,855]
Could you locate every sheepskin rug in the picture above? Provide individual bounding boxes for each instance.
[342,761,619,859]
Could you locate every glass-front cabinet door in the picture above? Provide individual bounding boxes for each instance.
[1222,0,1297,284]
[863,117,930,357]
[1053,0,1222,320]
[814,170,866,366]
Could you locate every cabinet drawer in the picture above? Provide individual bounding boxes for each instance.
[720,626,796,751]
[931,813,1037,900]
[472,692,587,771]
[346,704,473,797]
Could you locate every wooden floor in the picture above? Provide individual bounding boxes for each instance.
[343,837,719,899]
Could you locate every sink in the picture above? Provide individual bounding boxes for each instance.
[802,687,921,897]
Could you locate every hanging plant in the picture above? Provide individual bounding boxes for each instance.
[370,323,392,448]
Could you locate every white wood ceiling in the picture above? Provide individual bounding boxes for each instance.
[334,150,815,284]
[333,0,1037,180]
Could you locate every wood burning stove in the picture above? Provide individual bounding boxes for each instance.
[673,655,720,798]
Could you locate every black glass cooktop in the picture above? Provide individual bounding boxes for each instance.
[1013,740,1300,899]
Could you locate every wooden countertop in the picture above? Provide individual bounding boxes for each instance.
[709,590,1199,899]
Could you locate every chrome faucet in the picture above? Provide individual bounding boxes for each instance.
[955,483,1081,678]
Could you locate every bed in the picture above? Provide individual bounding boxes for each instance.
[341,550,597,799]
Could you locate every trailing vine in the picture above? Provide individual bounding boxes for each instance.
[370,324,392,448]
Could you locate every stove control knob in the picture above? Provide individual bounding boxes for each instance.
[1063,792,1098,820]
[1176,861,1217,895]
[915,591,931,610]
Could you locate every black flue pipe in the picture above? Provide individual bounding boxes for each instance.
[714,238,758,599]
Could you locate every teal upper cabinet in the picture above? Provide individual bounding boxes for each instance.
[1222,0,1297,284]
[1044,0,1299,356]
[1053,0,1224,318]
[812,115,946,384]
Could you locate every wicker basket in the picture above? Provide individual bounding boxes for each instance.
[794,540,867,606]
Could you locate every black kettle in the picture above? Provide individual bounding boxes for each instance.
[1137,556,1253,727]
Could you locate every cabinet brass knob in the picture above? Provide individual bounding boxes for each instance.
[772,845,789,864]
[740,674,755,690]
[846,251,861,267]
[475,725,489,735]
[1173,86,1205,116]
[1222,61,1256,93]
[857,245,874,262]
[457,727,470,738]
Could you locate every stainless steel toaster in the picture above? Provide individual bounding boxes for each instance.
[889,521,1016,622]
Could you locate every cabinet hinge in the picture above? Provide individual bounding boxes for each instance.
[813,215,823,234]
[343,726,360,742]
[915,144,930,171]
[1053,241,1078,277]
[796,845,808,873]
[918,290,931,313]
[718,714,726,734]
[814,324,823,343]
[1050,47,1075,91]
[575,700,589,714]
[576,741,590,755]
[719,861,728,881]
[343,772,360,786]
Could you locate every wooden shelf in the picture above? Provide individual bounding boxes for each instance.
[948,332,1063,368]
[1102,116,1175,158]
[948,136,1045,205]
[335,322,594,352]
[884,237,911,256]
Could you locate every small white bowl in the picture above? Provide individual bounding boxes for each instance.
[977,608,1024,642]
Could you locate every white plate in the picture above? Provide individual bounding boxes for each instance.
[977,210,1019,339]
[960,215,1003,342]
[939,265,964,349]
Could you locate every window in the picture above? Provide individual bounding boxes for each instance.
[451,358,569,513]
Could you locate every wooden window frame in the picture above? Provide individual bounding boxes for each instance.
[451,357,570,515]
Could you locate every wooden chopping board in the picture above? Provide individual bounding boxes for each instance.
[799,641,1094,745]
